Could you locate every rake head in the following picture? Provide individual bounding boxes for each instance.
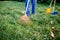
[46,7,52,14]
[19,14,33,26]
[52,11,58,15]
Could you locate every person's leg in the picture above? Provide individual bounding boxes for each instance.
[31,0,37,14]
[25,0,30,16]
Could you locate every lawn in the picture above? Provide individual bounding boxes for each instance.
[0,1,60,40]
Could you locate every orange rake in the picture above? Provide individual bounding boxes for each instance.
[19,0,33,26]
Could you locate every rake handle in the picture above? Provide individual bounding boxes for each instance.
[53,0,56,12]
[26,0,30,13]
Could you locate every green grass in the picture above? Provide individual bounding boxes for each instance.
[0,1,60,40]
